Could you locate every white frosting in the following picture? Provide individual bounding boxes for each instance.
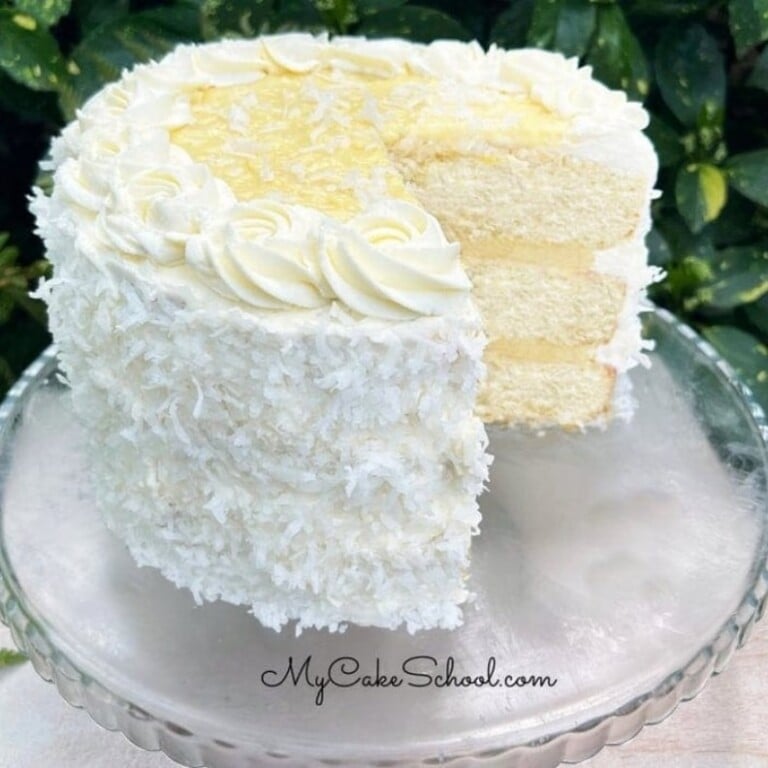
[326,39,403,78]
[594,224,663,374]
[500,50,647,133]
[187,40,270,85]
[262,33,325,72]
[104,160,234,266]
[319,201,470,320]
[187,201,329,309]
[411,39,493,83]
[568,129,658,178]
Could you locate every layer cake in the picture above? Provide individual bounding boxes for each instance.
[32,34,658,632]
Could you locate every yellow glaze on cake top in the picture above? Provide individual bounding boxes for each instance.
[171,70,568,220]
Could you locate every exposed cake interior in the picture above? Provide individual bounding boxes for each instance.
[171,59,656,427]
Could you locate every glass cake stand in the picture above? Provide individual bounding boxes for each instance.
[1,307,767,768]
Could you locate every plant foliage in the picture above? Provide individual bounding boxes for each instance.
[0,0,767,406]
[0,647,27,667]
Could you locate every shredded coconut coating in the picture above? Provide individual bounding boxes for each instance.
[33,190,490,633]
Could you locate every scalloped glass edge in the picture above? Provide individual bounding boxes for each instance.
[0,307,767,768]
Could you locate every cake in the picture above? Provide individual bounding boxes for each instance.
[32,34,658,633]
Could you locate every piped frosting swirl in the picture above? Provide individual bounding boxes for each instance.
[319,202,470,320]
[187,201,329,310]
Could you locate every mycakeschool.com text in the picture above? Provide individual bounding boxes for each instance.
[260,655,558,705]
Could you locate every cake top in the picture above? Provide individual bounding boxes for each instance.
[170,59,568,219]
[44,34,649,321]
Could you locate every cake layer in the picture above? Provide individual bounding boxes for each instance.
[478,354,615,427]
[465,258,626,347]
[400,150,649,251]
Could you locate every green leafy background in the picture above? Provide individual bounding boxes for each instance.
[1,0,767,401]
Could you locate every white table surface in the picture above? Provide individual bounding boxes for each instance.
[1,620,767,768]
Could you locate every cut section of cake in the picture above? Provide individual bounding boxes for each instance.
[167,38,659,427]
[32,34,658,633]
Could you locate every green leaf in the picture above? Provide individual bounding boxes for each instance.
[695,244,768,309]
[527,0,596,58]
[201,0,274,39]
[356,6,470,42]
[645,115,684,167]
[646,226,673,267]
[71,0,129,29]
[702,325,768,406]
[729,0,768,56]
[708,191,761,247]
[585,4,648,99]
[555,0,596,58]
[59,1,203,118]
[264,0,324,31]
[0,648,27,667]
[0,357,15,396]
[655,24,726,127]
[625,0,717,16]
[527,0,559,48]
[727,150,768,207]
[654,215,717,303]
[0,9,67,92]
[0,237,19,268]
[747,46,768,91]
[0,312,51,396]
[694,112,727,160]
[312,0,358,32]
[14,0,71,27]
[745,295,768,336]
[2,281,49,324]
[676,163,728,233]
[662,255,715,306]
[403,0,484,39]
[357,0,407,14]
[490,0,534,49]
[120,2,202,41]
[0,70,61,121]
[0,240,48,323]
[0,293,14,324]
